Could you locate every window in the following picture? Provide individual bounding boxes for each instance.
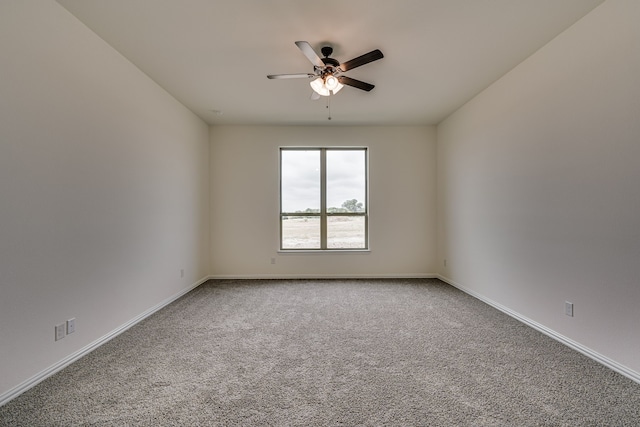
[280,147,368,250]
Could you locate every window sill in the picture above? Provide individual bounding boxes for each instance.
[278,249,371,254]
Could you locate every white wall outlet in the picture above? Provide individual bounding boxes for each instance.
[66,318,76,334]
[55,323,66,341]
[270,257,276,265]
[180,269,185,278]
[565,301,574,317]
[444,259,447,267]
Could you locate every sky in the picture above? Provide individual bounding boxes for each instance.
[281,149,366,212]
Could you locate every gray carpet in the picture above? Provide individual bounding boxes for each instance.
[1,278,639,426]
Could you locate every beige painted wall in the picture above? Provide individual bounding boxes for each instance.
[0,1,210,399]
[210,125,437,278]
[3,0,637,406]
[437,0,640,376]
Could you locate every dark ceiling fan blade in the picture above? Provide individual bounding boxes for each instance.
[339,49,384,72]
[295,41,325,68]
[337,76,375,92]
[267,73,315,79]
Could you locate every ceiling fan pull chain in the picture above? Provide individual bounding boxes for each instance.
[327,95,332,121]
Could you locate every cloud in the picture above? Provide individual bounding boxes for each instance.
[282,149,366,212]
[281,150,320,211]
[327,150,365,208]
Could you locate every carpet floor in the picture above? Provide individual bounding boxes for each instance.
[1,278,639,426]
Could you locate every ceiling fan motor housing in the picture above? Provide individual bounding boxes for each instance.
[320,46,340,74]
[321,57,340,67]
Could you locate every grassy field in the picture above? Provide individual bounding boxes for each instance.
[282,216,365,249]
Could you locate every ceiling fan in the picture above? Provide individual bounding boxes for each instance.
[267,41,383,99]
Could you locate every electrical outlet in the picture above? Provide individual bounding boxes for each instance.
[444,259,447,268]
[55,323,66,341]
[67,318,76,335]
[565,301,574,317]
[270,258,276,265]
[180,269,185,278]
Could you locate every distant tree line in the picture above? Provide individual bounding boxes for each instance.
[284,199,364,219]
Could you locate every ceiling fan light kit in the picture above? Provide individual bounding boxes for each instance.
[310,76,343,96]
[267,41,383,99]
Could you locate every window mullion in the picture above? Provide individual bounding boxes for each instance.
[320,148,327,249]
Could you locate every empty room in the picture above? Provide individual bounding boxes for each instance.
[1,0,639,425]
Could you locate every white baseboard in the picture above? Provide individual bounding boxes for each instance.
[8,273,633,408]
[437,274,640,385]
[0,276,210,407]
[208,273,438,280]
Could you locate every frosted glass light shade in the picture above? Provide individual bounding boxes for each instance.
[325,75,339,90]
[310,77,330,96]
[310,76,344,96]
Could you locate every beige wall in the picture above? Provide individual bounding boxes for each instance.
[3,0,638,406]
[437,0,640,377]
[210,125,437,278]
[0,1,210,400]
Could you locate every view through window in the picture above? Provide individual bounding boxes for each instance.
[280,147,368,250]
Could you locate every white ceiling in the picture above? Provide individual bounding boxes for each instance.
[57,0,603,126]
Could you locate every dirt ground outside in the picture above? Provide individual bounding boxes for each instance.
[281,216,366,249]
